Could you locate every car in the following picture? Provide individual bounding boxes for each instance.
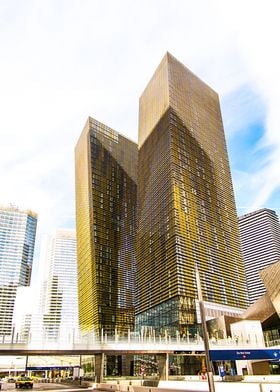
[15,377,33,389]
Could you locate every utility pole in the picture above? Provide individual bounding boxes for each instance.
[195,265,216,392]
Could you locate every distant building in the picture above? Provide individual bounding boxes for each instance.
[238,208,280,304]
[75,118,137,336]
[136,52,248,336]
[0,205,37,336]
[13,286,37,342]
[41,229,79,341]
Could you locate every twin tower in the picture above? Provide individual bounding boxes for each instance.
[75,52,248,337]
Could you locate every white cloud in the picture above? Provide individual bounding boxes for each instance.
[0,0,279,258]
[215,0,280,211]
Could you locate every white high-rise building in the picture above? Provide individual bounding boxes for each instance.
[238,208,280,304]
[0,205,37,336]
[41,229,79,341]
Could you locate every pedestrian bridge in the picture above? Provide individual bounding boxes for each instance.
[0,336,279,360]
[1,337,279,383]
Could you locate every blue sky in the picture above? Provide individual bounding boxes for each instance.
[0,0,280,266]
[221,85,269,214]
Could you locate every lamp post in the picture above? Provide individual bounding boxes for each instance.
[195,265,215,392]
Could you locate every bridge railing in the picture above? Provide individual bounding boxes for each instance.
[0,326,278,350]
[0,335,276,351]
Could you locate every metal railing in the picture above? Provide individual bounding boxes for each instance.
[0,328,278,351]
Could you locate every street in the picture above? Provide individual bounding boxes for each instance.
[1,383,87,391]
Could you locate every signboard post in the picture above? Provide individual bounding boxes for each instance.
[196,265,215,392]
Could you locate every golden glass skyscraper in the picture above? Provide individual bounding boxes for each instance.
[136,53,248,335]
[75,117,137,335]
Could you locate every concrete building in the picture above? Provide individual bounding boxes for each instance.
[260,259,280,318]
[243,260,280,346]
[238,208,280,304]
[0,205,37,337]
[41,229,79,341]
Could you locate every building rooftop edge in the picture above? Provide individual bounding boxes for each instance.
[75,116,137,150]
[0,204,38,218]
[139,51,218,101]
[238,208,277,220]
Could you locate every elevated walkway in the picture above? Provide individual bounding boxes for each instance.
[0,335,279,355]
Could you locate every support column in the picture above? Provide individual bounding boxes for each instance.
[122,354,134,376]
[157,353,168,381]
[25,356,28,374]
[95,353,104,383]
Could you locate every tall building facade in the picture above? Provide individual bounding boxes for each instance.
[41,229,79,341]
[136,53,248,335]
[0,205,37,336]
[75,117,137,335]
[239,208,280,304]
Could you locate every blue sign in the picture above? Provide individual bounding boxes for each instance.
[210,349,280,361]
[26,366,73,371]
